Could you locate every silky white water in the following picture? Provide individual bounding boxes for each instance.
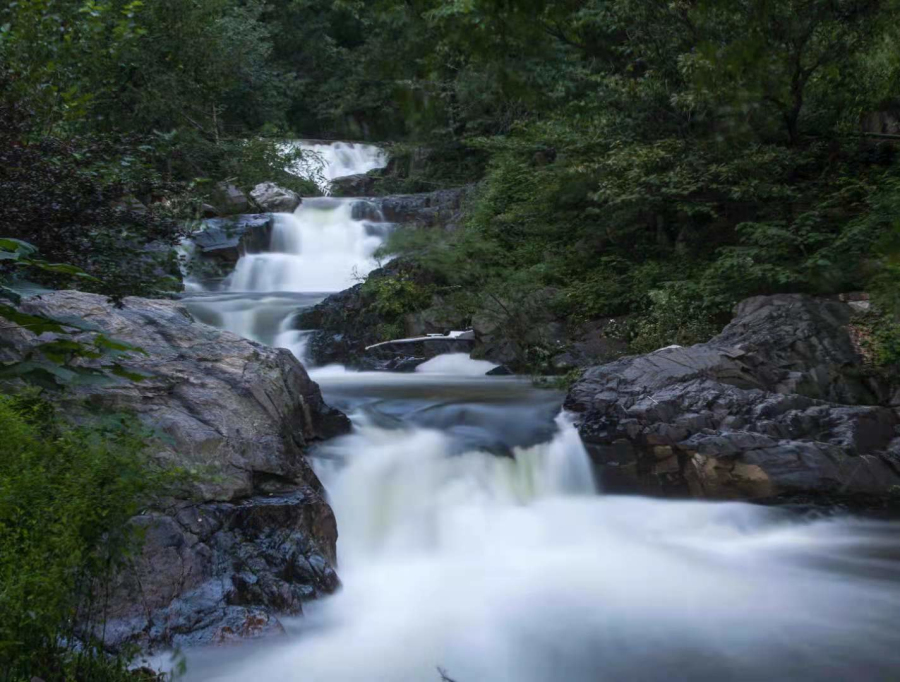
[178,142,900,681]
[183,140,390,354]
[183,392,900,682]
[230,200,383,294]
[287,140,387,193]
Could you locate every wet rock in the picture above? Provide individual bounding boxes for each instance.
[250,183,301,213]
[365,337,476,372]
[0,291,350,647]
[370,187,473,230]
[191,214,274,263]
[486,365,513,376]
[103,489,339,650]
[296,260,469,370]
[565,294,900,501]
[330,173,376,197]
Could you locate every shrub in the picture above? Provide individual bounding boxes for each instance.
[0,393,174,682]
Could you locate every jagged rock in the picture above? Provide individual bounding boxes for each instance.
[369,187,473,230]
[191,214,274,262]
[103,489,339,649]
[296,261,469,370]
[330,173,376,197]
[210,182,250,215]
[250,183,301,213]
[0,291,350,647]
[564,294,900,501]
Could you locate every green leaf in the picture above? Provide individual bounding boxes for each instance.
[94,334,147,356]
[0,306,68,335]
[108,363,150,382]
[0,239,37,257]
[35,340,103,364]
[0,286,22,305]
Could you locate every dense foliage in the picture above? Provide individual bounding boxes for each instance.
[361,0,900,360]
[0,393,173,682]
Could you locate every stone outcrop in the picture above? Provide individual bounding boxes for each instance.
[344,187,472,231]
[296,260,470,370]
[191,214,274,263]
[210,182,251,215]
[188,214,274,286]
[371,187,472,230]
[250,183,301,213]
[564,294,900,501]
[330,173,377,197]
[0,291,350,648]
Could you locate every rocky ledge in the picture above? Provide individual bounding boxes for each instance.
[565,294,900,501]
[0,291,350,649]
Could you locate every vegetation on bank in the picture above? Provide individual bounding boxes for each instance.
[0,393,177,682]
[3,1,899,365]
[0,0,897,675]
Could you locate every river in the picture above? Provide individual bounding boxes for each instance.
[179,142,900,681]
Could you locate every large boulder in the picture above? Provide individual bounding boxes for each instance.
[296,261,469,370]
[564,294,900,501]
[210,182,250,215]
[250,183,301,213]
[0,291,350,648]
[191,214,274,262]
[329,173,377,197]
[362,187,473,230]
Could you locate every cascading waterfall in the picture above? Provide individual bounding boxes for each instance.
[287,140,387,193]
[229,200,384,294]
[177,141,900,682]
[184,199,388,359]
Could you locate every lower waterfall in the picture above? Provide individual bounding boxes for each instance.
[175,142,900,682]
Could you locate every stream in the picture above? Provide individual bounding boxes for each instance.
[179,143,900,681]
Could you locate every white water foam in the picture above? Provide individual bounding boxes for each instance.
[229,201,382,294]
[415,353,499,376]
[287,140,387,193]
[181,406,900,682]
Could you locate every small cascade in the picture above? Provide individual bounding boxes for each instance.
[229,199,384,294]
[286,140,387,193]
[314,412,595,565]
[182,141,391,356]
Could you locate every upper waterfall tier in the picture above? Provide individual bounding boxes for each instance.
[286,140,387,193]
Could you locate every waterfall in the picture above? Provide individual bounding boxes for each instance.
[183,142,390,357]
[286,140,387,193]
[176,140,900,682]
[183,397,900,682]
[229,199,384,294]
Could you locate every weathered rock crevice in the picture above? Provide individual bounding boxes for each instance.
[564,294,900,503]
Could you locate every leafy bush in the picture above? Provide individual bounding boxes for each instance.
[0,393,174,682]
[361,275,434,341]
[625,283,725,355]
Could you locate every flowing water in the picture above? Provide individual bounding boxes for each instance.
[286,140,388,193]
[180,143,900,681]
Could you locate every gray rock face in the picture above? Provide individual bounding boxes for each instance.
[366,187,472,230]
[210,182,250,215]
[104,489,339,649]
[192,214,274,262]
[564,294,900,500]
[250,183,301,213]
[329,173,376,197]
[0,291,350,647]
